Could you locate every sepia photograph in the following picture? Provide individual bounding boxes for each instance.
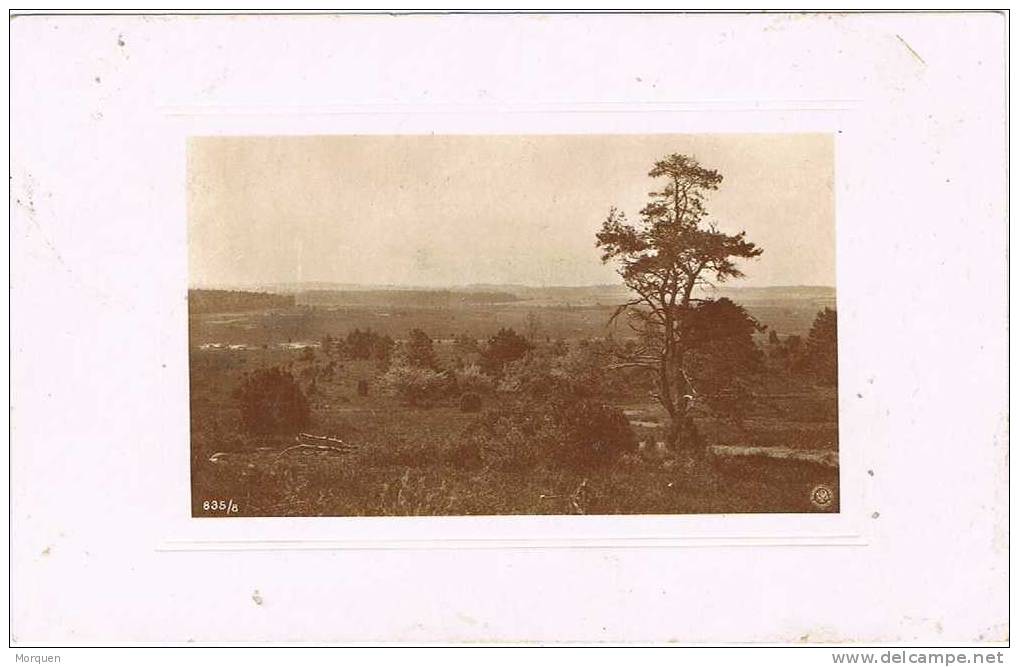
[188,134,839,517]
[11,9,1007,650]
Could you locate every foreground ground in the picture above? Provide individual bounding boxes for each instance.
[193,440,838,516]
[190,302,840,516]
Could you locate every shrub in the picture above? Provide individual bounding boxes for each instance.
[401,328,439,369]
[346,328,395,363]
[551,344,612,398]
[434,370,459,398]
[460,392,483,413]
[464,408,552,471]
[550,398,637,467]
[463,400,636,470]
[481,328,532,375]
[804,308,838,385]
[678,298,766,423]
[496,353,568,401]
[321,334,336,356]
[682,298,764,390]
[235,367,310,434]
[380,363,445,407]
[455,363,496,394]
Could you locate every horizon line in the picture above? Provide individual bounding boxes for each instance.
[187,282,837,291]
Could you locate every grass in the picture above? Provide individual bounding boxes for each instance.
[192,440,839,517]
[189,305,840,517]
[190,355,839,516]
[188,298,829,348]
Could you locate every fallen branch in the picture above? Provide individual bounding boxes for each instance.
[274,443,357,459]
[275,433,360,459]
[298,432,348,445]
[607,362,657,371]
[209,433,360,463]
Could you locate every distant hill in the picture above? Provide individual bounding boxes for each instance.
[704,285,836,301]
[486,284,633,305]
[188,289,295,313]
[297,289,520,308]
[461,284,835,305]
[191,283,835,309]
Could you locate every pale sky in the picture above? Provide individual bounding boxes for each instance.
[188,134,834,288]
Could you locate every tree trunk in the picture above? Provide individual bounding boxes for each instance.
[658,362,676,422]
[671,405,703,453]
[658,316,678,439]
[661,360,703,453]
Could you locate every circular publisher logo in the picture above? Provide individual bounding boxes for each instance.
[811,484,835,509]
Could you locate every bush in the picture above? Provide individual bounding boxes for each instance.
[346,328,395,363]
[464,408,552,471]
[481,327,532,375]
[404,328,439,369]
[496,353,569,401]
[497,342,640,402]
[463,399,636,470]
[455,363,496,394]
[460,392,483,413]
[380,363,445,407]
[550,398,637,467]
[804,308,838,385]
[780,334,805,368]
[434,370,459,398]
[678,298,765,424]
[550,343,616,398]
[682,298,764,392]
[235,367,310,434]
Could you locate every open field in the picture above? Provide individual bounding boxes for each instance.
[189,288,839,516]
[189,287,836,347]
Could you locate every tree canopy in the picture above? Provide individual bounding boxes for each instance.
[804,307,838,385]
[481,328,532,375]
[596,153,763,448]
